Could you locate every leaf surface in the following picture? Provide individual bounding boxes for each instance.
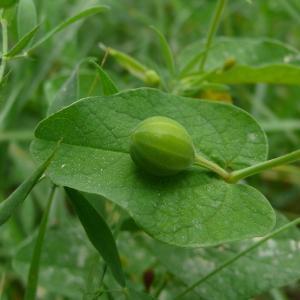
[65,188,125,287]
[17,0,37,38]
[180,38,300,85]
[31,88,275,247]
[146,213,300,300]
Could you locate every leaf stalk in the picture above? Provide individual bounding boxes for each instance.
[195,149,300,183]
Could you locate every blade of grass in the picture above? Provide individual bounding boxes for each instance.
[0,13,8,85]
[199,0,227,72]
[65,188,126,287]
[174,216,300,299]
[28,6,109,53]
[0,140,61,225]
[24,185,56,300]
[150,25,176,76]
[5,24,40,58]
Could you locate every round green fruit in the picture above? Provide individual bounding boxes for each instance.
[129,116,195,176]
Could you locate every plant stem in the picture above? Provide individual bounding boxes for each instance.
[174,216,300,300]
[0,12,8,85]
[228,149,300,183]
[194,153,230,180]
[24,185,56,300]
[199,0,227,72]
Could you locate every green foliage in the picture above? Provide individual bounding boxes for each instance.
[17,0,37,39]
[2,0,300,299]
[65,188,125,287]
[30,88,275,247]
[179,38,300,85]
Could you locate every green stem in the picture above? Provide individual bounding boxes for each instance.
[228,149,300,183]
[174,216,300,300]
[194,153,230,180]
[199,0,227,72]
[0,13,8,85]
[24,185,56,300]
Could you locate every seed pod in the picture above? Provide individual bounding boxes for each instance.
[130,116,195,176]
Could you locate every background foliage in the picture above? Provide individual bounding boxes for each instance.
[1,0,300,299]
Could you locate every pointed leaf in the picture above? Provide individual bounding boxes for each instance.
[90,61,119,95]
[48,67,79,115]
[65,188,125,287]
[0,141,59,226]
[150,25,176,76]
[5,24,40,58]
[17,0,37,38]
[30,6,109,51]
[24,186,55,300]
[30,88,275,247]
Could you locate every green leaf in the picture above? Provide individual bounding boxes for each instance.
[150,25,176,76]
[13,225,96,299]
[146,213,300,300]
[0,141,59,226]
[30,88,275,247]
[29,6,109,52]
[65,188,126,287]
[90,61,119,96]
[5,24,40,58]
[17,0,37,39]
[24,186,55,300]
[48,66,79,115]
[180,38,300,85]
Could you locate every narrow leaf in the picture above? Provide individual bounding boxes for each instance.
[30,6,109,52]
[65,188,126,287]
[150,25,176,76]
[48,66,79,115]
[5,24,40,58]
[0,140,60,225]
[90,60,119,95]
[17,0,37,39]
[24,186,56,300]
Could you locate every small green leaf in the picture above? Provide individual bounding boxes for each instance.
[0,141,59,226]
[17,0,37,39]
[89,60,119,96]
[31,88,275,247]
[48,66,79,115]
[5,24,40,58]
[24,186,56,300]
[30,6,109,52]
[65,188,125,287]
[150,25,176,76]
